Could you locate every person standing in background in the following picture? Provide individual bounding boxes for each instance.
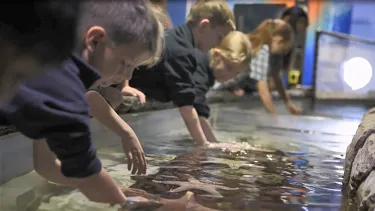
[278,5,309,87]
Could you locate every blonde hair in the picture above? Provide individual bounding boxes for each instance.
[248,19,294,55]
[139,3,165,67]
[210,31,252,69]
[148,0,173,29]
[187,0,235,30]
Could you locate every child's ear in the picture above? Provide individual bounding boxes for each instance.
[85,26,106,52]
[199,19,210,29]
[212,48,221,56]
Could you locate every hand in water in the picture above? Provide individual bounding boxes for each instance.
[121,86,146,104]
[122,136,147,175]
[287,102,301,115]
[232,88,244,96]
[119,188,215,211]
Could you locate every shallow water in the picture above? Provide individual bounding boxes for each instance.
[1,101,364,211]
[9,127,358,211]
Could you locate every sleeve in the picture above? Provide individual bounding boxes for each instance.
[193,90,210,118]
[194,102,210,118]
[163,54,196,107]
[217,71,253,91]
[3,99,102,178]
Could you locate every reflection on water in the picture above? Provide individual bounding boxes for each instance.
[11,127,360,211]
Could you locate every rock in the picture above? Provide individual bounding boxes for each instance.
[344,107,375,211]
[343,112,375,186]
[349,134,375,195]
[357,170,375,211]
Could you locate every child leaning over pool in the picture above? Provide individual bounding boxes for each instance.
[216,19,301,115]
[0,0,164,205]
[127,0,236,147]
[192,31,252,143]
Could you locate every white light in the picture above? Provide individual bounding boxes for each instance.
[342,57,372,90]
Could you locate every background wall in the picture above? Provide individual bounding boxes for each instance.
[350,2,375,40]
[303,1,352,86]
[166,0,355,86]
[166,0,187,26]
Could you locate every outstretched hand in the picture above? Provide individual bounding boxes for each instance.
[232,88,245,96]
[121,86,146,104]
[287,102,301,115]
[122,136,147,175]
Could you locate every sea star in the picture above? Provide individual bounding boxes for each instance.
[152,175,238,198]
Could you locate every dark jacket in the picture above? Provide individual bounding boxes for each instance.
[130,23,198,107]
[0,55,102,178]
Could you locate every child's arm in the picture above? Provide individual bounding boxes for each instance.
[3,98,128,204]
[86,90,146,175]
[269,54,301,115]
[199,117,219,143]
[269,72,300,115]
[256,80,275,114]
[194,102,218,143]
[162,55,209,146]
[179,106,209,146]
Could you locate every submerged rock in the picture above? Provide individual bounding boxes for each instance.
[218,169,284,186]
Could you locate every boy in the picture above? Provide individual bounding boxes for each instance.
[0,0,163,205]
[0,1,81,104]
[128,0,235,146]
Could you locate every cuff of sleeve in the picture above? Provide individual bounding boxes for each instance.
[172,91,195,107]
[194,104,210,118]
[60,150,102,178]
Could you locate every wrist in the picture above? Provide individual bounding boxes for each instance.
[196,140,209,147]
[120,196,163,210]
[119,130,137,142]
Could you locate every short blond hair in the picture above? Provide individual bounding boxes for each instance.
[187,0,235,30]
[211,31,252,69]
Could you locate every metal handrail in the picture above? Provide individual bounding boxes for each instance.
[317,29,375,45]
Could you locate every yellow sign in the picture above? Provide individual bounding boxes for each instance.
[288,69,301,85]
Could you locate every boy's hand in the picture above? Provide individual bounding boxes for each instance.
[287,102,301,115]
[121,86,146,104]
[121,136,147,175]
[232,88,244,96]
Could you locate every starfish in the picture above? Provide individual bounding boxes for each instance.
[152,175,238,198]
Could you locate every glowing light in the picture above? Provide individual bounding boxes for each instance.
[342,57,372,90]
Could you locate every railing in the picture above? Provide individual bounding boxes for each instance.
[312,30,375,107]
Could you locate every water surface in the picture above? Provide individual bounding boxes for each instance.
[0,102,363,211]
